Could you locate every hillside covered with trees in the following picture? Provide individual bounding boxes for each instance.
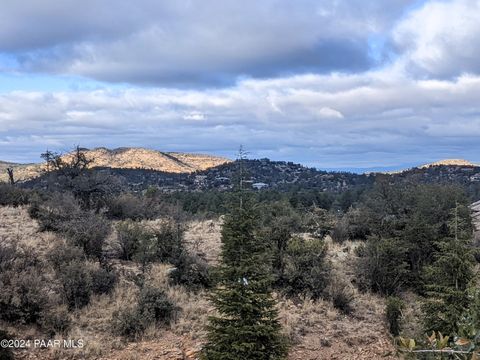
[1,147,480,359]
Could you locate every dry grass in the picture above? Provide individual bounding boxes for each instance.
[144,264,213,341]
[184,219,222,264]
[1,206,400,359]
[0,206,59,256]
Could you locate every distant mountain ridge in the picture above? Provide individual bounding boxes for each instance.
[420,159,478,168]
[1,149,479,185]
[0,147,231,183]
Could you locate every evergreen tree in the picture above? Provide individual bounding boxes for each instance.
[202,148,288,360]
[422,202,476,335]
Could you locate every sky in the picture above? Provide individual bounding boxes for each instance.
[1,0,480,172]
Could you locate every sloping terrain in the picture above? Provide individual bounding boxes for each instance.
[420,159,478,168]
[0,147,230,183]
[1,207,397,360]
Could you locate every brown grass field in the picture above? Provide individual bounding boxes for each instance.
[0,206,400,360]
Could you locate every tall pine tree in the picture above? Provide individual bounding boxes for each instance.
[202,148,288,360]
[422,201,476,335]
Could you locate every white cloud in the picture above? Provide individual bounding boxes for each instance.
[2,0,480,170]
[393,0,480,77]
[2,69,480,168]
[183,112,206,121]
[313,107,344,119]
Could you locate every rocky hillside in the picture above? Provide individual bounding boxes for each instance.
[0,148,230,182]
[420,158,478,168]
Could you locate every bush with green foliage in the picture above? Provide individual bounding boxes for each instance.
[116,220,144,260]
[137,286,178,325]
[117,219,185,271]
[385,296,404,336]
[257,200,302,284]
[151,220,184,263]
[170,253,211,289]
[342,207,371,240]
[356,237,409,296]
[58,260,92,309]
[330,218,349,243]
[0,243,52,324]
[283,237,330,299]
[112,286,177,340]
[91,265,117,295]
[111,308,146,340]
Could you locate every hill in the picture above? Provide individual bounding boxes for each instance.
[0,147,230,183]
[23,158,372,193]
[420,158,478,168]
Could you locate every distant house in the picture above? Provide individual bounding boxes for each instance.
[215,176,230,183]
[194,175,208,183]
[470,173,480,182]
[252,182,268,190]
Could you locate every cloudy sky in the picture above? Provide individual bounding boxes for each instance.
[1,0,480,171]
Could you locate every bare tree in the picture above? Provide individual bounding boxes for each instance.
[41,145,93,178]
[6,168,15,185]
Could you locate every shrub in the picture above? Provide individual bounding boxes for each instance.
[61,211,110,259]
[116,220,145,260]
[111,287,177,340]
[0,244,51,324]
[137,287,177,325]
[283,237,330,299]
[48,243,84,272]
[151,220,184,263]
[343,207,371,240]
[386,296,404,336]
[111,308,146,340]
[133,230,158,274]
[0,241,17,273]
[106,193,152,220]
[106,193,184,221]
[331,219,349,243]
[328,279,354,315]
[39,305,71,337]
[170,253,211,289]
[117,220,185,267]
[422,234,475,335]
[91,266,117,295]
[58,260,92,309]
[31,192,81,231]
[0,183,30,206]
[0,268,50,324]
[356,237,409,296]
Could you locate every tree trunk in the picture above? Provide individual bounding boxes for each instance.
[6,168,15,185]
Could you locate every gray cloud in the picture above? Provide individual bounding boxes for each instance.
[0,0,414,86]
[2,0,480,171]
[2,70,480,170]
